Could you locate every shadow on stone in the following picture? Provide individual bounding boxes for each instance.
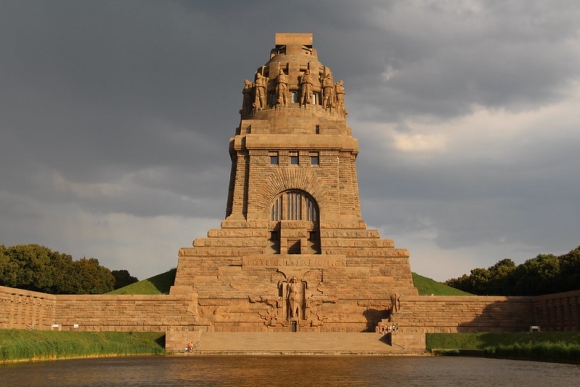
[362,308,389,332]
[155,334,166,348]
[379,333,392,345]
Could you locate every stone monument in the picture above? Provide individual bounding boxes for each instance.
[171,33,418,332]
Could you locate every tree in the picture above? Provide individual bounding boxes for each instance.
[0,244,118,294]
[1,245,54,292]
[73,258,115,294]
[486,258,517,295]
[559,246,580,292]
[445,247,580,296]
[513,254,561,296]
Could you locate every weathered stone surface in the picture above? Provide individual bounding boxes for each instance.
[173,33,418,332]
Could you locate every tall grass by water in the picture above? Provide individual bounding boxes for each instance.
[427,332,580,363]
[0,330,165,362]
[485,341,580,363]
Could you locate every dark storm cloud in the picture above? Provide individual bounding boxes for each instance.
[1,0,579,279]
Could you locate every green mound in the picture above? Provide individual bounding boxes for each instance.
[107,268,176,295]
[412,272,472,296]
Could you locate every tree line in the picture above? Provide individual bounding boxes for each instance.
[445,246,580,296]
[0,244,138,294]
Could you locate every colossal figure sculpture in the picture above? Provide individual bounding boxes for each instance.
[321,73,334,111]
[300,69,314,106]
[335,80,346,115]
[276,69,288,107]
[172,33,417,333]
[254,72,267,110]
[242,79,254,115]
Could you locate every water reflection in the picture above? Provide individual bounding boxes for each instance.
[1,356,579,387]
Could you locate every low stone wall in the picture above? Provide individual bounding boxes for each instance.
[392,295,534,333]
[0,286,56,330]
[533,290,580,331]
[53,287,205,332]
[2,285,578,352]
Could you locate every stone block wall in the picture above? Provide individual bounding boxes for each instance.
[53,290,203,332]
[2,284,578,353]
[0,286,56,330]
[390,295,534,333]
[532,290,580,331]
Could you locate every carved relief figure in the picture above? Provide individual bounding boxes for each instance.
[335,80,346,115]
[276,69,288,107]
[390,293,401,314]
[287,276,302,318]
[300,69,313,106]
[254,72,268,110]
[321,73,334,110]
[242,79,254,115]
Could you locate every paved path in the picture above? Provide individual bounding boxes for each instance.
[190,332,407,355]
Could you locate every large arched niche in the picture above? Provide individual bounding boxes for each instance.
[254,168,329,221]
[267,189,320,255]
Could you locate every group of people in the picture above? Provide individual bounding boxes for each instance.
[377,322,399,334]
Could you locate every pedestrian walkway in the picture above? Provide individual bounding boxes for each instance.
[188,332,410,355]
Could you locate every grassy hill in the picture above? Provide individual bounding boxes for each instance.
[107,268,176,295]
[108,269,470,296]
[412,272,472,296]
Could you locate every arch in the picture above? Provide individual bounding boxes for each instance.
[270,190,318,222]
[256,168,330,222]
[268,189,320,255]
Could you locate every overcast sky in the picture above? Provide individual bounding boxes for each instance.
[1,0,579,282]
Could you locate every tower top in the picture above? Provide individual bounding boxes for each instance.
[275,33,313,47]
[240,32,346,119]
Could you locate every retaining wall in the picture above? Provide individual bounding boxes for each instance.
[2,286,578,343]
[0,286,56,330]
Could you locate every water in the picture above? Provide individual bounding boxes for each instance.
[1,356,579,387]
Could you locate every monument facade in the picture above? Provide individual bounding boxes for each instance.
[172,33,418,332]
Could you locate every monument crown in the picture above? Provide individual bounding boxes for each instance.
[241,33,346,119]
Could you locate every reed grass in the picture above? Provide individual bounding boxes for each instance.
[0,330,165,362]
[485,341,580,363]
[427,332,580,363]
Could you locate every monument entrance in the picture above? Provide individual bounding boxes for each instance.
[171,33,418,333]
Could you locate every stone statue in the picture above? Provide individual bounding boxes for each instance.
[321,73,334,110]
[300,69,314,106]
[390,293,401,314]
[276,69,288,107]
[242,79,254,115]
[254,72,268,110]
[335,80,346,115]
[287,276,302,318]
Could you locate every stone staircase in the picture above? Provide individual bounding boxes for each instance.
[167,331,414,355]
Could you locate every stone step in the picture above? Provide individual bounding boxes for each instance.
[171,332,408,354]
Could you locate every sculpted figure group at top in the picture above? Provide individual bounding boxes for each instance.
[241,69,347,116]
